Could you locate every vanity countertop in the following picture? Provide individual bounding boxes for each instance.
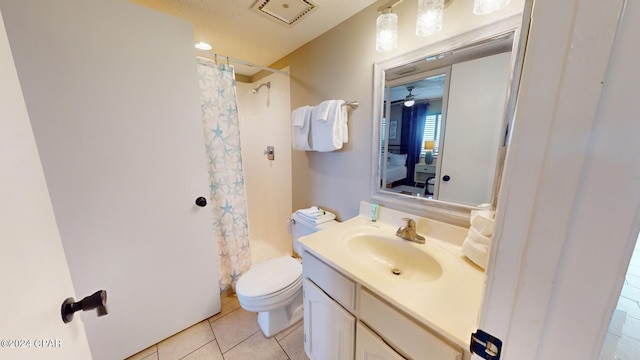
[297,204,486,350]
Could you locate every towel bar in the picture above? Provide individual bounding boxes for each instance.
[342,101,359,109]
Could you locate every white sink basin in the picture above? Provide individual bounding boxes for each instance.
[346,234,443,282]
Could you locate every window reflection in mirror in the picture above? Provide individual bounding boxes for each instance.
[379,32,514,207]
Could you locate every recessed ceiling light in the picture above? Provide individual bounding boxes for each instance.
[194,41,212,51]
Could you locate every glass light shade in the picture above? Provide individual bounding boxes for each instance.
[376,12,398,52]
[404,99,415,107]
[473,0,512,15]
[416,0,444,36]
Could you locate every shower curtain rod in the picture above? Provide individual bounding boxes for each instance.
[197,51,289,76]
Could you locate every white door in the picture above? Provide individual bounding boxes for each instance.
[0,10,91,359]
[303,279,355,360]
[0,1,220,359]
[479,0,636,359]
[437,52,512,207]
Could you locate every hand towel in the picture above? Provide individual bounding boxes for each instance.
[470,210,495,237]
[291,106,312,151]
[467,226,491,247]
[462,236,489,269]
[338,101,348,144]
[311,100,333,122]
[462,209,494,269]
[292,105,310,127]
[311,100,343,152]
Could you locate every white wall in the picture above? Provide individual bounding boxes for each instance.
[237,70,293,263]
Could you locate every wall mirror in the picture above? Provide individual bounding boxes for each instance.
[370,16,526,224]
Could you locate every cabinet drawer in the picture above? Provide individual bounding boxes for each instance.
[303,250,356,313]
[360,288,462,360]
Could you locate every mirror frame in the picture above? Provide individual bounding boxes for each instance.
[370,14,527,226]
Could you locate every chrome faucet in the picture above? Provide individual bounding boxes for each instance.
[396,218,426,244]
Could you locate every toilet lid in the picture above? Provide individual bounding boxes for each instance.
[236,256,302,298]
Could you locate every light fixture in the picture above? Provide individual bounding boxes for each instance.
[404,86,415,107]
[374,0,512,49]
[416,0,444,36]
[424,140,435,164]
[376,8,398,52]
[473,0,512,15]
[194,41,212,51]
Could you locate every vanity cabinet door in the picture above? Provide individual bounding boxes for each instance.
[304,279,355,360]
[356,322,406,360]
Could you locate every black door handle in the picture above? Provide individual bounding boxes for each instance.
[195,197,207,207]
[62,290,108,323]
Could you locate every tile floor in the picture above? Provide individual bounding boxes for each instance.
[125,294,308,360]
[601,237,640,360]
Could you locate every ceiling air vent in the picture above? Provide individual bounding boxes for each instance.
[252,0,317,27]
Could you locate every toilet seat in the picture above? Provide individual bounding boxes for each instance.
[237,277,302,312]
[236,256,302,312]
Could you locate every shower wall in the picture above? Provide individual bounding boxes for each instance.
[237,69,293,264]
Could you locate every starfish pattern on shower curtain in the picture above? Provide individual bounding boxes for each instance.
[197,58,251,294]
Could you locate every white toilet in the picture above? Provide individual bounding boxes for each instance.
[235,212,338,337]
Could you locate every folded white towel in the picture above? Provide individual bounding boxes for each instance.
[462,236,489,269]
[296,206,324,217]
[291,106,313,151]
[297,212,337,225]
[311,100,343,152]
[467,227,491,247]
[296,206,336,224]
[470,210,495,237]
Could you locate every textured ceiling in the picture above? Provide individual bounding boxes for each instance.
[131,0,377,76]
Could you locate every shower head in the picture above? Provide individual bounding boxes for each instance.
[251,82,271,94]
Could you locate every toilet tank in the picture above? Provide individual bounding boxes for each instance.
[291,212,337,256]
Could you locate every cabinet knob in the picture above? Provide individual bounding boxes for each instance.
[442,175,451,182]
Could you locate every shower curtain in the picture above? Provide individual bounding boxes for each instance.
[196,58,251,294]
